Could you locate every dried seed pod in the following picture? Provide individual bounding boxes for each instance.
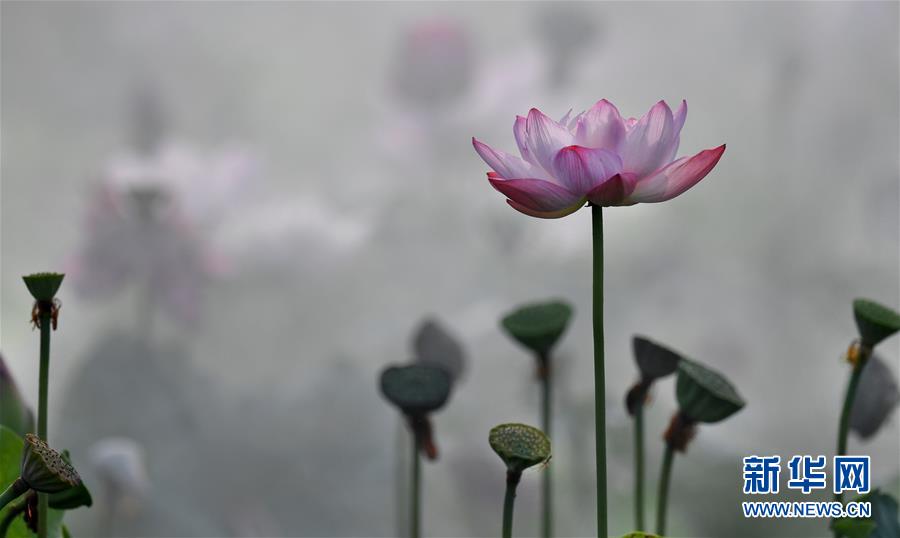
[21,434,81,494]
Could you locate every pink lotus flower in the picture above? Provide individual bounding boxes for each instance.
[473,100,725,218]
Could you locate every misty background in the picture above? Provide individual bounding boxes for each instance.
[1,2,898,537]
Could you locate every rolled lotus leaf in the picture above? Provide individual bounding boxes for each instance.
[489,423,551,473]
[849,355,899,440]
[676,359,745,423]
[500,300,573,356]
[21,434,81,494]
[413,318,466,383]
[380,364,451,415]
[632,335,682,381]
[853,299,900,349]
[22,272,65,302]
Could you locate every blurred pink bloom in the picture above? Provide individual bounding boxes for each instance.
[391,19,473,109]
[68,143,255,324]
[105,143,256,226]
[473,100,726,218]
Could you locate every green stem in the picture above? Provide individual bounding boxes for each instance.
[503,471,522,538]
[835,361,865,506]
[539,354,552,538]
[656,443,675,536]
[634,401,645,531]
[591,205,607,538]
[395,421,407,537]
[411,436,421,538]
[37,310,51,538]
[0,478,28,512]
[0,490,30,537]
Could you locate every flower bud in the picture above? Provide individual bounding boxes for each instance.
[500,300,573,357]
[853,299,900,349]
[675,359,745,424]
[21,434,81,494]
[489,423,551,474]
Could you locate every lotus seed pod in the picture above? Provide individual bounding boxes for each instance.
[632,336,682,381]
[47,450,93,510]
[501,300,573,357]
[489,423,551,473]
[379,364,452,415]
[853,299,900,349]
[413,318,466,383]
[22,273,65,302]
[21,434,81,494]
[676,359,745,424]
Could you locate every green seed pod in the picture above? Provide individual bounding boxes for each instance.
[500,300,573,356]
[676,359,745,424]
[632,336,681,381]
[489,423,551,473]
[20,434,81,494]
[853,299,900,349]
[379,364,452,415]
[22,273,65,302]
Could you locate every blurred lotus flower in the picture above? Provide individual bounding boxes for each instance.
[473,100,726,217]
[105,143,256,227]
[391,19,473,109]
[89,437,149,517]
[536,4,600,89]
[67,184,214,325]
[68,142,255,325]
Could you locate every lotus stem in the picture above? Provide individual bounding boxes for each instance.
[634,400,646,531]
[411,435,421,538]
[835,360,865,506]
[591,205,607,538]
[37,307,51,538]
[0,478,28,513]
[538,352,553,538]
[395,421,407,537]
[656,443,675,536]
[0,489,29,536]
[502,470,521,538]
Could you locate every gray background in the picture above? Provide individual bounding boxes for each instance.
[1,1,898,537]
